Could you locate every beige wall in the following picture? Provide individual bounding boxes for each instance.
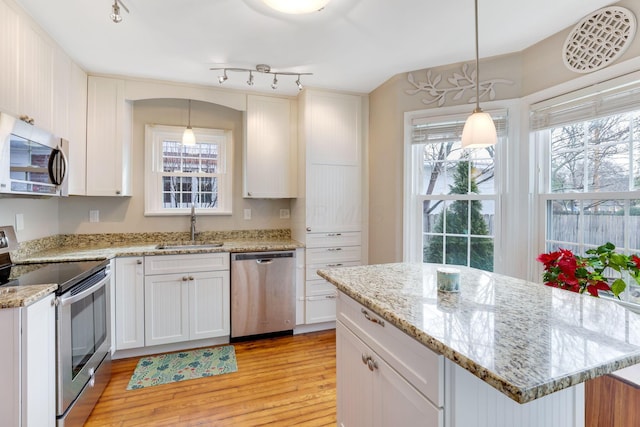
[57,98,291,235]
[368,0,640,264]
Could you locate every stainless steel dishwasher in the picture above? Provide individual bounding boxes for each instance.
[230,251,295,340]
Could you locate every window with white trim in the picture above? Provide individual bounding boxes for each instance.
[405,110,507,272]
[531,79,640,303]
[144,124,233,215]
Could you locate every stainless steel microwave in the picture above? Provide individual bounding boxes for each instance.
[0,113,69,197]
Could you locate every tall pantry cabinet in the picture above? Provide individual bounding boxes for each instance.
[292,89,366,325]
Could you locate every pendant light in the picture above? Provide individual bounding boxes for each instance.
[461,0,497,149]
[182,100,196,146]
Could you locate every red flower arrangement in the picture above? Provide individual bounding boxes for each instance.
[537,242,640,297]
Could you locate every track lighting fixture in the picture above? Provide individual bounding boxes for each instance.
[461,0,497,148]
[182,100,196,146]
[211,64,312,91]
[110,0,129,23]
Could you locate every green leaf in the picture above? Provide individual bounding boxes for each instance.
[611,278,626,297]
[610,253,628,268]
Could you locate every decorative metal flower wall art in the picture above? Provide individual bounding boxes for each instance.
[406,63,513,106]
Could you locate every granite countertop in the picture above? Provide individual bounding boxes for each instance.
[1,230,302,309]
[317,262,640,404]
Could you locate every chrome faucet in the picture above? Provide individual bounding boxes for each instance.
[190,204,197,241]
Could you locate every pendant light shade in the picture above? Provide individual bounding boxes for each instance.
[461,109,497,148]
[182,100,196,146]
[462,0,497,148]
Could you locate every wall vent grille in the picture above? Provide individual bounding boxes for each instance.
[562,6,636,74]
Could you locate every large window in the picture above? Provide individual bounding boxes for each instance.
[532,79,640,304]
[144,125,233,215]
[405,110,507,272]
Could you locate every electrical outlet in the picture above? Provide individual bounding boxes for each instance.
[89,210,100,223]
[244,208,252,220]
[280,209,290,219]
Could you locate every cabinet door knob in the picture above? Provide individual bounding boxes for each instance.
[306,227,311,232]
[136,259,142,265]
[188,276,194,281]
[182,276,189,281]
[367,358,378,371]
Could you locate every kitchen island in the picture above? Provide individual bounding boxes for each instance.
[318,263,640,427]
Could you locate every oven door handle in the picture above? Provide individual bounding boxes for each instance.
[57,273,111,307]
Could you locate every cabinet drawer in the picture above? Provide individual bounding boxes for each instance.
[305,292,337,324]
[145,253,230,275]
[306,232,361,248]
[306,279,338,296]
[306,246,361,264]
[337,292,444,407]
[306,261,361,282]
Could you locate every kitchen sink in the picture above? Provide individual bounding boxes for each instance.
[155,241,224,250]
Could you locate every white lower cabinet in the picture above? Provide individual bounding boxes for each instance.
[337,292,443,427]
[0,294,55,427]
[144,253,230,347]
[114,257,145,350]
[337,323,441,427]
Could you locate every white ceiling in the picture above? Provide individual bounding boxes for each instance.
[15,0,617,96]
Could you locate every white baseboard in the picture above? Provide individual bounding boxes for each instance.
[112,336,230,360]
[294,321,336,335]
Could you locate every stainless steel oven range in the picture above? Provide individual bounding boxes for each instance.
[0,225,112,427]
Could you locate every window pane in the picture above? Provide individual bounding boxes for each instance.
[423,235,443,263]
[550,124,585,193]
[470,237,494,271]
[548,200,579,244]
[445,236,467,266]
[423,200,444,234]
[444,200,468,234]
[582,199,625,247]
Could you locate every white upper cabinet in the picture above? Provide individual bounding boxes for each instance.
[306,90,361,167]
[86,76,133,196]
[244,94,297,198]
[67,63,88,195]
[17,17,54,132]
[0,0,19,116]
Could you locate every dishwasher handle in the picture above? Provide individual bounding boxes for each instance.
[233,251,295,261]
[256,259,273,264]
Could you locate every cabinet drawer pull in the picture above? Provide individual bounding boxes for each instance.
[326,233,342,237]
[367,358,378,371]
[326,263,344,267]
[327,247,343,252]
[361,308,385,327]
[325,294,337,299]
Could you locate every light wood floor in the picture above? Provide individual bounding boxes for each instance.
[85,330,336,427]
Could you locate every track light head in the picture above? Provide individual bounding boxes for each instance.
[218,70,228,84]
[247,71,254,86]
[296,75,303,91]
[110,0,129,24]
[110,2,122,23]
[271,74,278,90]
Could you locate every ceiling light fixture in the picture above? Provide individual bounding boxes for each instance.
[211,64,312,91]
[461,0,497,149]
[110,0,129,23]
[262,0,330,14]
[182,100,196,146]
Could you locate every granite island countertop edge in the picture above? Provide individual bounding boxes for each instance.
[318,264,640,404]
